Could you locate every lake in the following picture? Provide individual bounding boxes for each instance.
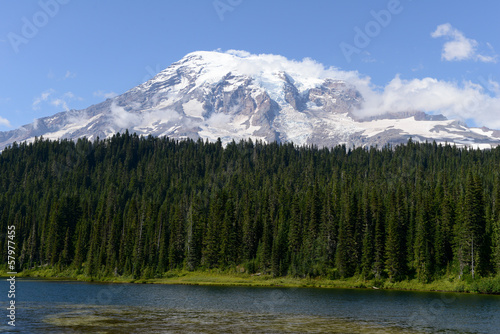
[1,279,499,333]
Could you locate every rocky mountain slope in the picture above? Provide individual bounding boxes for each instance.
[1,50,500,150]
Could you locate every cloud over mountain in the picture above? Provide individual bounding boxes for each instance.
[1,50,500,150]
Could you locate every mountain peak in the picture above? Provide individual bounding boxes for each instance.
[1,50,500,150]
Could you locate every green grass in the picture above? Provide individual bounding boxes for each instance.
[2,267,500,294]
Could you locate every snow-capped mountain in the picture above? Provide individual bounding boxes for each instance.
[2,50,500,150]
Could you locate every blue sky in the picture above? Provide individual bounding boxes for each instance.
[1,0,499,130]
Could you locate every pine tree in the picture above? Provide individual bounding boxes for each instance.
[271,214,288,277]
[434,183,454,271]
[168,205,185,269]
[456,173,487,279]
[385,188,407,281]
[219,197,237,266]
[321,182,339,269]
[203,192,223,268]
[186,199,203,271]
[335,191,357,278]
[373,203,385,280]
[414,197,433,282]
[361,188,375,279]
[492,174,500,274]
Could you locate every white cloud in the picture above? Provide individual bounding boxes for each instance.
[191,50,500,130]
[33,89,55,110]
[484,78,500,95]
[64,71,76,80]
[94,90,118,99]
[110,101,181,130]
[0,116,11,127]
[62,92,83,101]
[226,50,252,58]
[65,110,91,129]
[51,99,69,111]
[431,23,497,63]
[476,54,498,63]
[33,89,82,112]
[142,108,182,127]
[204,112,232,128]
[356,75,500,129]
[110,103,141,129]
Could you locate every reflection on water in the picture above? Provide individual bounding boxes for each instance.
[41,304,418,334]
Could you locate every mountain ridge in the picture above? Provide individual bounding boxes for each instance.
[1,50,500,150]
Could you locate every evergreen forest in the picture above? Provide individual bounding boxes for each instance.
[1,133,500,287]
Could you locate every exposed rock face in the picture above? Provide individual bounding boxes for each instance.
[1,51,500,150]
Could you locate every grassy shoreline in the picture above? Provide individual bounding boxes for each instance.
[2,268,500,295]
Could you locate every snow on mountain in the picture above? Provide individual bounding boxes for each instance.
[1,50,500,151]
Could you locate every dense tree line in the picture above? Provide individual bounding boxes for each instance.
[1,133,500,282]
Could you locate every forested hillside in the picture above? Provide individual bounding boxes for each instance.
[1,133,500,284]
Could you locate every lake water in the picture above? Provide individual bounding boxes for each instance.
[1,279,499,333]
